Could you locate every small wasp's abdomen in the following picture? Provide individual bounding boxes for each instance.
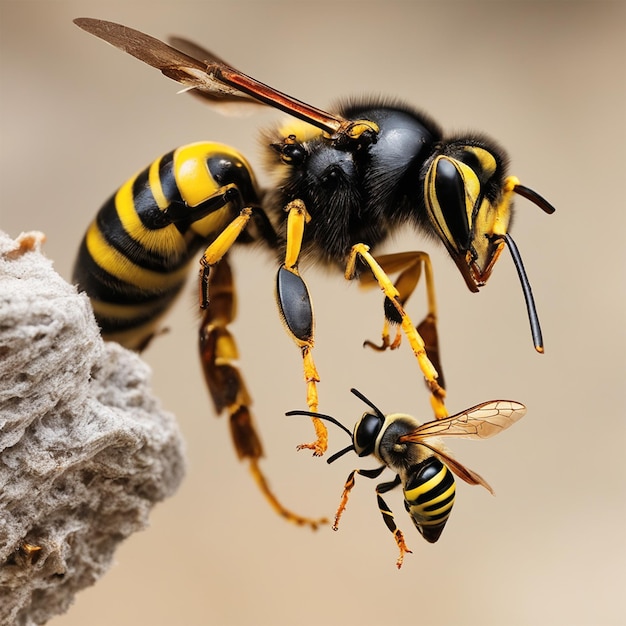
[403,456,456,543]
[74,142,259,349]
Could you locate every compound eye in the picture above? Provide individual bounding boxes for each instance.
[354,412,383,457]
[427,156,473,253]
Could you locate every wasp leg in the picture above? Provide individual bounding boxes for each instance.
[333,467,410,567]
[198,206,253,309]
[275,199,327,456]
[199,255,326,529]
[332,465,386,530]
[346,244,447,419]
[376,474,413,569]
[359,251,445,393]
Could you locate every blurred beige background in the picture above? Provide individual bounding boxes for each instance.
[1,1,624,625]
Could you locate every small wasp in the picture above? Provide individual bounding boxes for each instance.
[288,389,526,567]
[72,18,551,528]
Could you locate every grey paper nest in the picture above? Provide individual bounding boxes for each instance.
[0,230,186,625]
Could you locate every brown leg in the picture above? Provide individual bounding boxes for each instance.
[199,256,326,529]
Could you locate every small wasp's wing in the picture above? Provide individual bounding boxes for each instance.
[417,441,495,494]
[401,400,526,442]
[74,18,347,135]
[400,400,525,493]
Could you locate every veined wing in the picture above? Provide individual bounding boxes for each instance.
[401,400,526,443]
[74,18,347,134]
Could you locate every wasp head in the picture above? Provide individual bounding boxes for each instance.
[423,138,555,351]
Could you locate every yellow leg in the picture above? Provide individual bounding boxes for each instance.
[276,200,328,455]
[199,208,252,309]
[346,244,447,419]
[360,250,445,392]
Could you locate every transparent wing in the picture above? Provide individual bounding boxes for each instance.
[167,35,264,113]
[418,441,494,494]
[401,400,526,443]
[74,18,347,134]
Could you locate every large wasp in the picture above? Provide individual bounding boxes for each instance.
[288,389,526,567]
[72,18,553,528]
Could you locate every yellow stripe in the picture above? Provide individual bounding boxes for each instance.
[467,146,497,177]
[424,502,454,517]
[174,143,221,208]
[115,173,187,258]
[415,483,455,517]
[426,482,455,507]
[174,142,252,238]
[148,158,169,210]
[89,298,164,321]
[419,517,449,527]
[189,206,233,239]
[404,465,448,502]
[85,222,190,291]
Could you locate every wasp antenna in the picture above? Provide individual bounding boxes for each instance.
[285,410,353,438]
[513,184,556,215]
[327,444,356,464]
[505,234,544,353]
[349,388,385,419]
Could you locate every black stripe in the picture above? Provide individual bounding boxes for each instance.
[422,490,455,514]
[404,458,454,505]
[73,237,187,304]
[95,194,184,273]
[157,151,183,204]
[419,521,447,543]
[95,291,180,334]
[132,152,182,230]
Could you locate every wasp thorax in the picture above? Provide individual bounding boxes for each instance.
[376,415,423,470]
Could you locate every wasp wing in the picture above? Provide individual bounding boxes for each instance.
[74,18,258,102]
[401,400,526,443]
[74,18,346,134]
[418,441,495,494]
[166,36,234,68]
[166,36,264,113]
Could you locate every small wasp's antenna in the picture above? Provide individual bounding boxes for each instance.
[285,409,353,437]
[504,233,544,353]
[326,444,356,464]
[285,409,355,463]
[286,388,384,464]
[349,388,385,420]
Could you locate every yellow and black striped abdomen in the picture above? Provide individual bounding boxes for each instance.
[403,456,456,543]
[74,142,261,349]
